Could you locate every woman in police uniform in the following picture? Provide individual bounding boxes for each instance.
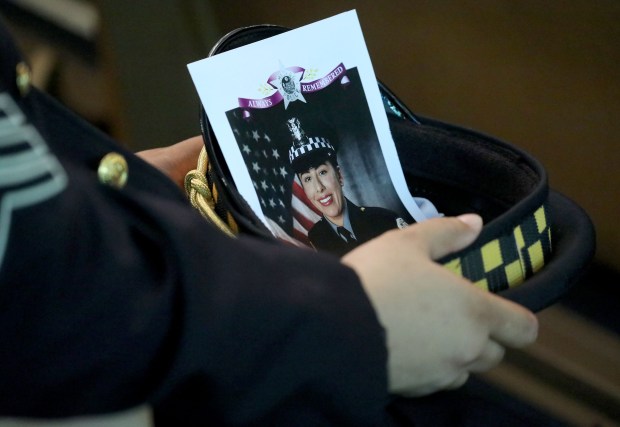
[288,117,408,256]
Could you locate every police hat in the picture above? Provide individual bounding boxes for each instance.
[188,25,595,312]
[287,117,338,174]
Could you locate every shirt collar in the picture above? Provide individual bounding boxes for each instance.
[325,199,356,239]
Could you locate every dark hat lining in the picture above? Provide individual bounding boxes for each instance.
[391,116,546,226]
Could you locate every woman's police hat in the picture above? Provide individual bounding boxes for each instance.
[287,117,338,174]
[186,25,595,312]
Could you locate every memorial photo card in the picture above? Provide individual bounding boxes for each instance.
[189,10,439,254]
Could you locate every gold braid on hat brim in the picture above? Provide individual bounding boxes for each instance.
[184,147,238,238]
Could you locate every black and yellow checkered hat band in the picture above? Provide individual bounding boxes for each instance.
[442,204,552,292]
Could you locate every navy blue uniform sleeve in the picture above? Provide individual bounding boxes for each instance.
[0,28,388,426]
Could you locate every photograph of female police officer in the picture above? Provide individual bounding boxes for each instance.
[288,117,408,256]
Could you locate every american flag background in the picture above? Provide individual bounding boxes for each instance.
[226,108,321,247]
[290,175,322,244]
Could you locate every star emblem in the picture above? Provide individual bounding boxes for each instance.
[269,64,306,109]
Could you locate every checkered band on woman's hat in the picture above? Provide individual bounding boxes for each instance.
[286,116,336,165]
[288,137,335,163]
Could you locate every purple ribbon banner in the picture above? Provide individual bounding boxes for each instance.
[238,63,347,110]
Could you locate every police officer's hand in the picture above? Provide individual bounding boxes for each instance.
[136,136,203,188]
[341,214,538,397]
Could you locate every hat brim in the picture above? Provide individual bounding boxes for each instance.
[499,190,595,312]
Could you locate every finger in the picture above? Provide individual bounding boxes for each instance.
[404,214,483,260]
[467,340,506,373]
[168,135,204,171]
[484,293,539,348]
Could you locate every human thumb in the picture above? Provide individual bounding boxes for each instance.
[407,214,483,261]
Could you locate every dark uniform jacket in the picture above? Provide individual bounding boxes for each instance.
[0,21,388,425]
[309,198,406,257]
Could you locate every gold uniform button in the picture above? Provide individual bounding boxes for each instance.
[16,62,31,96]
[98,152,128,189]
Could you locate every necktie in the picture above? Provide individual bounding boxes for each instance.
[337,226,356,243]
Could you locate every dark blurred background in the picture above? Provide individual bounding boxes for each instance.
[1,1,618,425]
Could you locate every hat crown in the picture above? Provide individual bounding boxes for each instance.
[287,117,336,167]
